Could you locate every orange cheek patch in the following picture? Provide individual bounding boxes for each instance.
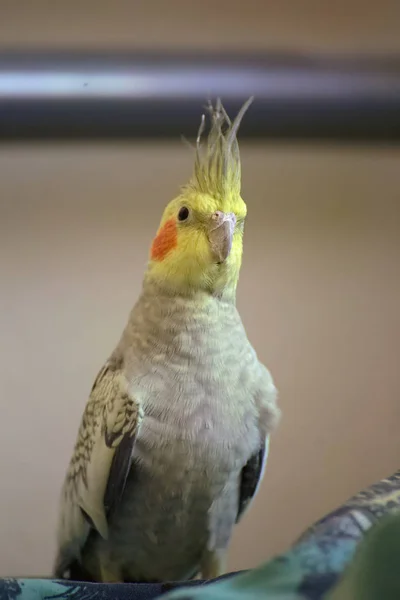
[151,218,178,261]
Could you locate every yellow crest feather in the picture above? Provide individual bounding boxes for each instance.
[186,97,253,203]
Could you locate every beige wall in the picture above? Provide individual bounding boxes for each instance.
[1,0,400,52]
[0,0,399,579]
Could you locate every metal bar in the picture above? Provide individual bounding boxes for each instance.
[0,50,399,142]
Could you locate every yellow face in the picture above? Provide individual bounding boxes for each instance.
[147,190,247,294]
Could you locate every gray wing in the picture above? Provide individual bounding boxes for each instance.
[236,362,279,522]
[236,437,270,522]
[54,360,143,577]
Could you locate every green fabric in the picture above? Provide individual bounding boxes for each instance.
[165,514,400,600]
[164,471,400,600]
[327,511,400,600]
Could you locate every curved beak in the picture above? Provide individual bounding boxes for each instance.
[207,211,237,263]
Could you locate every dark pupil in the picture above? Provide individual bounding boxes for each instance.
[178,206,189,221]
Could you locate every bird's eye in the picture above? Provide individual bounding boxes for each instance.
[178,206,190,222]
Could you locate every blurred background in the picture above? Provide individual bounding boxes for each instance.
[0,0,399,578]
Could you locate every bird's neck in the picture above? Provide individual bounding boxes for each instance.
[115,277,242,370]
[132,277,238,336]
[141,277,237,315]
[142,270,238,304]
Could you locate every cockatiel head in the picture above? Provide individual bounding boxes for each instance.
[146,98,253,297]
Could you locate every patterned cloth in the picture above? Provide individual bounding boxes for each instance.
[1,470,399,600]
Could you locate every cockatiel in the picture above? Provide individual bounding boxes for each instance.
[54,97,280,584]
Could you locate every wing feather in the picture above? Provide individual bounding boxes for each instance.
[54,360,142,577]
[235,363,280,521]
[236,437,270,522]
